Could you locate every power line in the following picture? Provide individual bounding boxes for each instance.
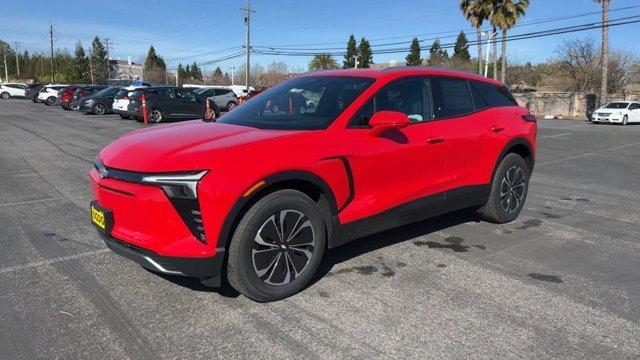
[254,4,640,50]
[165,45,244,62]
[251,15,640,57]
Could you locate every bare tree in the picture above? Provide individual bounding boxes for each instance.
[556,39,599,93]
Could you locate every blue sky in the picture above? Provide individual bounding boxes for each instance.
[2,0,639,72]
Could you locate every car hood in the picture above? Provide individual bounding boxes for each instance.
[99,120,302,172]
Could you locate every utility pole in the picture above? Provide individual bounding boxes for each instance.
[104,38,114,81]
[240,0,255,95]
[49,22,55,83]
[13,42,21,76]
[2,45,8,82]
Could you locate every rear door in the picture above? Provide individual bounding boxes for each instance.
[428,77,492,189]
[175,89,202,118]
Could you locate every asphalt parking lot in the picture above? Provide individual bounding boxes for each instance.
[1,98,639,359]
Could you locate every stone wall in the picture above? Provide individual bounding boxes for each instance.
[513,92,640,118]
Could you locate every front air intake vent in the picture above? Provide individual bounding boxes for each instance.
[169,199,207,244]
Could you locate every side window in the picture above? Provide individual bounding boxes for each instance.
[469,82,489,111]
[474,81,518,107]
[349,77,431,127]
[431,77,475,118]
[177,89,197,102]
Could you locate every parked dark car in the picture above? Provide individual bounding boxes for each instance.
[69,85,109,111]
[125,87,220,123]
[78,86,121,115]
[25,84,43,102]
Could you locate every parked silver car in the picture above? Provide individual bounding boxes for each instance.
[195,86,238,111]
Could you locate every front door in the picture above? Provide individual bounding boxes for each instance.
[339,77,450,225]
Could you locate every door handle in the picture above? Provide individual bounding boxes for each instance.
[427,137,446,144]
[490,126,505,133]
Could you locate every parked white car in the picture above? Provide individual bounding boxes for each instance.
[591,101,640,125]
[0,83,27,99]
[112,86,147,118]
[37,85,68,105]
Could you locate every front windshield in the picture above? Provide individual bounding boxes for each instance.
[217,76,375,130]
[604,102,629,109]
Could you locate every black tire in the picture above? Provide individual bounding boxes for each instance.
[148,108,163,123]
[0,92,10,100]
[92,103,107,115]
[227,189,326,302]
[46,97,57,106]
[479,153,530,224]
[226,101,237,111]
[622,115,628,126]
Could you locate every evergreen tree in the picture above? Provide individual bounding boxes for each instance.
[191,62,202,81]
[177,63,185,84]
[143,45,167,84]
[453,31,471,62]
[214,67,223,77]
[429,39,449,66]
[405,38,422,66]
[343,34,358,69]
[357,38,373,68]
[90,36,108,84]
[72,42,90,83]
[185,64,191,80]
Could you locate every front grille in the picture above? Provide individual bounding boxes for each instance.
[597,112,611,117]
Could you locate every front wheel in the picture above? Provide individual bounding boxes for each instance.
[46,97,57,106]
[226,101,237,111]
[227,190,326,302]
[479,153,530,224]
[92,103,107,115]
[622,115,628,126]
[0,92,10,99]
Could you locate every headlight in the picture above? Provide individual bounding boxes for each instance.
[86,99,94,104]
[141,171,208,199]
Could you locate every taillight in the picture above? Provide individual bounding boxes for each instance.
[522,114,537,122]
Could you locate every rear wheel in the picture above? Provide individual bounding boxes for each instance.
[227,190,326,302]
[148,108,163,123]
[226,101,237,111]
[1,92,10,99]
[46,97,56,106]
[622,115,628,126]
[480,153,529,224]
[92,103,107,115]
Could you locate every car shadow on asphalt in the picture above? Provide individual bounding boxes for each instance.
[309,208,482,287]
[150,208,482,299]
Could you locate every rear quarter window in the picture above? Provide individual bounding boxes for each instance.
[473,81,518,107]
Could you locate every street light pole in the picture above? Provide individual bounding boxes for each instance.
[230,66,236,86]
[483,31,498,78]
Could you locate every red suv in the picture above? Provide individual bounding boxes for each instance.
[90,68,536,301]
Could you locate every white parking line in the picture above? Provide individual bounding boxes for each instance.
[539,133,571,139]
[537,141,640,166]
[0,197,65,208]
[0,249,109,274]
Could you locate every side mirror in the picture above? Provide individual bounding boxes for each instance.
[368,111,410,136]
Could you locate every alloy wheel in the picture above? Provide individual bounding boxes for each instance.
[499,165,526,214]
[149,109,162,123]
[1,92,9,99]
[94,104,106,115]
[251,210,316,286]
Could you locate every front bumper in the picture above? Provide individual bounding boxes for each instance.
[592,115,623,123]
[78,101,94,113]
[98,230,224,284]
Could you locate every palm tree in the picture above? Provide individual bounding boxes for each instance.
[595,0,611,103]
[309,53,339,71]
[491,0,529,83]
[460,0,488,75]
